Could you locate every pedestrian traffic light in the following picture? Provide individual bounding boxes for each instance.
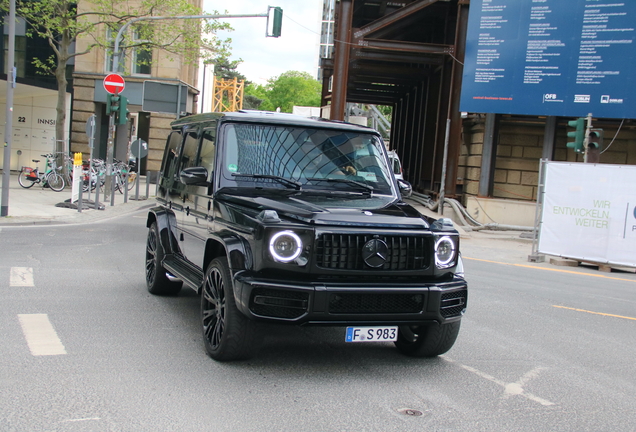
[106,94,120,116]
[270,7,282,37]
[566,117,585,153]
[117,95,129,125]
[588,128,603,150]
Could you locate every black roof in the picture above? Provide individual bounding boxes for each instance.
[170,110,377,134]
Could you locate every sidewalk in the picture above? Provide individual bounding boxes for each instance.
[0,171,155,226]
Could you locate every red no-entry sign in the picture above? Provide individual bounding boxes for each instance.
[103,73,125,94]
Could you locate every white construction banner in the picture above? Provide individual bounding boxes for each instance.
[539,162,636,267]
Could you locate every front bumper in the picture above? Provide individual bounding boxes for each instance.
[233,275,467,325]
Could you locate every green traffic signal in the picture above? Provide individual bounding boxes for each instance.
[271,7,282,37]
[117,95,129,125]
[588,128,603,149]
[106,94,120,115]
[566,117,585,153]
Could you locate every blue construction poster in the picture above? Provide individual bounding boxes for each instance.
[460,0,636,119]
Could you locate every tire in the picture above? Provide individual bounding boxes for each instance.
[46,172,65,192]
[145,222,182,295]
[113,174,124,194]
[394,321,461,357]
[126,172,137,191]
[18,170,37,188]
[201,257,260,361]
[82,174,91,192]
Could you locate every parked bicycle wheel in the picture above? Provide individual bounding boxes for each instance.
[18,169,37,188]
[114,173,125,194]
[126,172,137,191]
[46,172,65,192]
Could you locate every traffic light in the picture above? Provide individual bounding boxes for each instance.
[588,128,603,150]
[566,117,585,153]
[270,7,282,37]
[117,95,129,125]
[106,94,120,115]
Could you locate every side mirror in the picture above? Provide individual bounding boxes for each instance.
[179,166,209,186]
[397,179,412,198]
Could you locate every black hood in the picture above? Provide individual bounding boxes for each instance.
[219,191,431,229]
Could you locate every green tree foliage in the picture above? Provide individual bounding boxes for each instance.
[244,71,321,113]
[4,0,232,151]
[212,55,247,82]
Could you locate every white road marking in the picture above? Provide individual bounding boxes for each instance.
[10,267,34,287]
[443,357,555,406]
[18,314,67,356]
[60,417,101,423]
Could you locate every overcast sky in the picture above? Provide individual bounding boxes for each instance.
[202,0,324,85]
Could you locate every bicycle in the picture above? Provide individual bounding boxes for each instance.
[18,154,66,192]
[57,151,74,187]
[113,159,137,193]
[81,158,106,192]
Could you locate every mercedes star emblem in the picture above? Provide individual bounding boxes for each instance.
[362,239,389,268]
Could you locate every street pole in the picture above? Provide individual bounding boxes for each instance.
[104,94,117,202]
[583,112,592,164]
[1,0,16,217]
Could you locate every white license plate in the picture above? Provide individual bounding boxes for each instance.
[345,326,398,342]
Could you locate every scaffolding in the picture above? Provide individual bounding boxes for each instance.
[212,77,244,112]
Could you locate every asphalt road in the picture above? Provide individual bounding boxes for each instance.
[1,212,635,431]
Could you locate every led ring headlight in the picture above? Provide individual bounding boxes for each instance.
[269,231,302,262]
[434,236,456,268]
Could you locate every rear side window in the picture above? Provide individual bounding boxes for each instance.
[198,127,216,181]
[161,131,182,186]
[393,157,402,175]
[178,129,199,174]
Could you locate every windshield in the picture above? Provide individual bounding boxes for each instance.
[220,123,395,195]
[391,157,401,175]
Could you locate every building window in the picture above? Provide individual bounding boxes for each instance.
[132,28,152,75]
[3,17,27,77]
[105,26,125,73]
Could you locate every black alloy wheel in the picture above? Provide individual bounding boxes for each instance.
[201,257,259,361]
[145,222,182,295]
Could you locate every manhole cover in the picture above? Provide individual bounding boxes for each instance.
[397,408,423,417]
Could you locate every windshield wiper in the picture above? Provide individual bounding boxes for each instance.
[232,173,302,190]
[306,177,373,194]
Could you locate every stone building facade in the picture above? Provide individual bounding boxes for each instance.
[70,0,203,173]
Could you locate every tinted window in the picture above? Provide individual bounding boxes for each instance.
[161,131,182,189]
[179,129,199,175]
[198,127,216,181]
[221,123,394,194]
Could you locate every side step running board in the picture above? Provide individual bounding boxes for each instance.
[162,255,204,291]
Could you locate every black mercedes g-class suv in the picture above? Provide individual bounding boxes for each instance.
[145,110,467,361]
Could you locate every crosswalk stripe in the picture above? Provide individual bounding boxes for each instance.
[10,267,34,287]
[18,314,67,356]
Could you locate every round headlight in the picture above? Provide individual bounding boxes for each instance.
[269,231,302,262]
[435,236,456,267]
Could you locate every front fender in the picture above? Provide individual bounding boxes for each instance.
[146,206,180,256]
[208,229,253,313]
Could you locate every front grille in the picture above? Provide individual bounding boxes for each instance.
[316,234,430,270]
[440,290,467,318]
[329,293,424,314]
[250,288,309,319]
